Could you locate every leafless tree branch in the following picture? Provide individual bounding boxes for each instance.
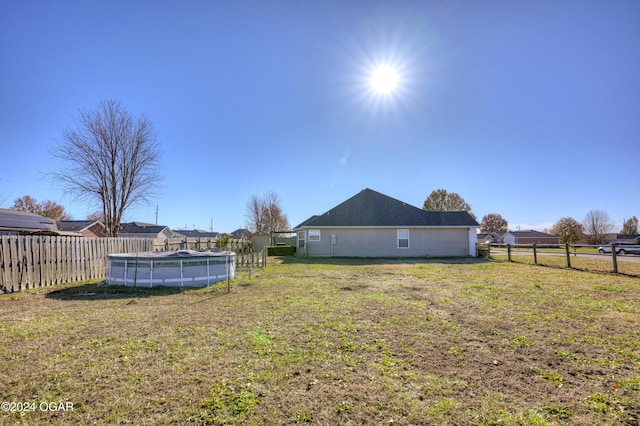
[50,99,162,236]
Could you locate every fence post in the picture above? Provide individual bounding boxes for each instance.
[507,244,512,261]
[611,243,618,274]
[565,244,571,269]
[226,252,231,293]
[533,243,537,265]
[263,247,267,268]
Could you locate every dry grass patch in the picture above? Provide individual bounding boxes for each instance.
[492,251,640,277]
[1,258,639,425]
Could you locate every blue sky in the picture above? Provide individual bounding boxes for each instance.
[1,0,638,233]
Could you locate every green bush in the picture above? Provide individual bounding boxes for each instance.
[216,235,231,250]
[476,244,490,258]
[267,246,296,256]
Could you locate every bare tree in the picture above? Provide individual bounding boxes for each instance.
[480,213,508,234]
[40,200,71,221]
[86,210,105,223]
[550,217,584,244]
[12,195,40,214]
[12,195,71,220]
[583,209,614,245]
[423,189,476,219]
[245,191,289,234]
[245,195,266,234]
[621,216,638,235]
[263,191,290,233]
[51,99,162,237]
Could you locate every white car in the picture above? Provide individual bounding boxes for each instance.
[598,242,640,255]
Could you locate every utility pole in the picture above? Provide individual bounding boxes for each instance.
[155,205,159,225]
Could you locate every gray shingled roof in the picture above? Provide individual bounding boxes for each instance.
[506,230,556,238]
[119,222,169,235]
[176,229,219,238]
[57,220,100,232]
[295,189,479,228]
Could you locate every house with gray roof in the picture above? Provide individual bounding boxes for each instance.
[119,222,176,239]
[57,220,105,237]
[175,229,219,239]
[230,228,252,239]
[294,188,480,257]
[502,230,559,245]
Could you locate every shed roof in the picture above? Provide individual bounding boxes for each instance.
[295,188,479,228]
[0,208,59,233]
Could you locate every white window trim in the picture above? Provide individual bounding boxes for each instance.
[308,230,321,242]
[397,229,409,249]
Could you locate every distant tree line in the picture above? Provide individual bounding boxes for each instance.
[11,195,70,221]
[422,188,637,245]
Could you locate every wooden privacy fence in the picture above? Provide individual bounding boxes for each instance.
[0,236,261,294]
[0,236,151,293]
[150,237,252,253]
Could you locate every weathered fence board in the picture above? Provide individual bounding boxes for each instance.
[0,236,260,293]
[149,237,252,253]
[0,236,150,293]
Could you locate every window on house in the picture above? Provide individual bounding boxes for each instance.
[397,229,409,248]
[308,230,321,241]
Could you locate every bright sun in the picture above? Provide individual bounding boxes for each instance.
[369,65,400,95]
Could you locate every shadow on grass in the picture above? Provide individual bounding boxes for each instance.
[45,281,196,301]
[276,256,490,266]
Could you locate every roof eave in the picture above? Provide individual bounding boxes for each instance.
[296,225,480,229]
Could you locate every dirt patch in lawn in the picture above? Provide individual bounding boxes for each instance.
[1,257,639,425]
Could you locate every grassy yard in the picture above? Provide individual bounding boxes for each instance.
[490,251,640,277]
[1,257,639,425]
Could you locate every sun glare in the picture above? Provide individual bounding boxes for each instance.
[369,65,400,95]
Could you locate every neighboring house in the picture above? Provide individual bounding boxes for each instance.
[476,232,503,244]
[230,228,252,239]
[616,234,640,243]
[0,208,74,236]
[249,231,295,249]
[119,222,176,239]
[175,229,220,239]
[502,230,559,245]
[294,188,480,257]
[57,220,106,237]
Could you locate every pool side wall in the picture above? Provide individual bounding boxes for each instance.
[107,253,236,287]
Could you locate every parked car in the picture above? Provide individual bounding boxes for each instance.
[598,242,640,255]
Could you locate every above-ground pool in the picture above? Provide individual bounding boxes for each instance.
[106,250,236,287]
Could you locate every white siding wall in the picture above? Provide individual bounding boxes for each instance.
[468,228,478,256]
[503,233,515,245]
[304,227,473,257]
